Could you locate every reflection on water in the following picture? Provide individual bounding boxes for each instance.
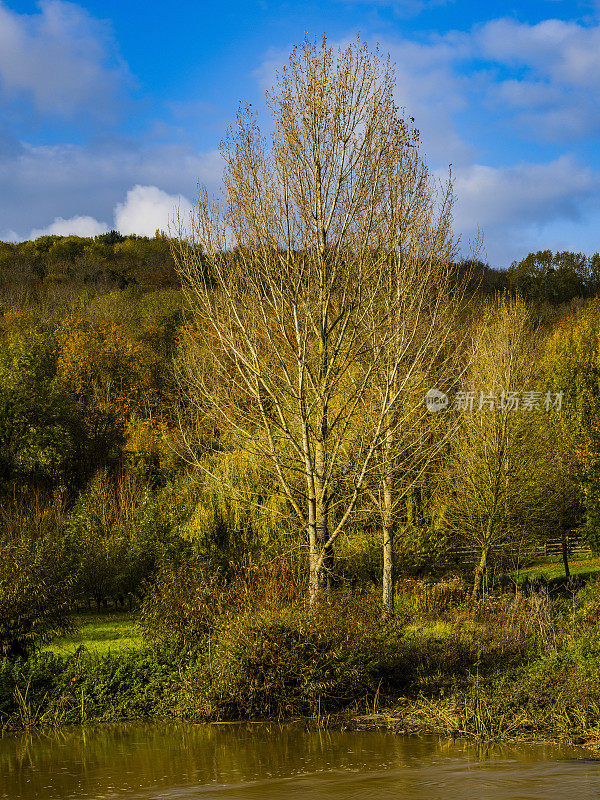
[0,723,599,799]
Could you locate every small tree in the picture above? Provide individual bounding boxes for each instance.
[366,245,463,617]
[0,496,73,658]
[442,297,556,598]
[542,300,600,554]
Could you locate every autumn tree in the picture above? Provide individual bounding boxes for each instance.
[442,297,558,598]
[0,323,79,486]
[543,300,600,553]
[175,36,459,604]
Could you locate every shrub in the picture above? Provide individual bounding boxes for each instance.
[0,327,80,486]
[396,577,467,620]
[66,471,186,609]
[0,532,74,658]
[139,564,227,651]
[181,595,405,720]
[0,646,183,726]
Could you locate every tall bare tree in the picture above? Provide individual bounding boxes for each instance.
[360,153,464,617]
[174,36,459,604]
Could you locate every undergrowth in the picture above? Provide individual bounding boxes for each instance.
[3,574,600,748]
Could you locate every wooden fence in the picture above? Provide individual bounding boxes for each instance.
[449,535,592,565]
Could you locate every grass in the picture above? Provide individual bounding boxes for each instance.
[43,612,143,656]
[405,620,455,638]
[515,555,600,583]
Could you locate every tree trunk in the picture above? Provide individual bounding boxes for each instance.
[382,425,395,619]
[561,528,571,581]
[382,483,394,619]
[308,507,320,605]
[472,545,489,599]
[315,491,330,596]
[308,551,321,605]
[312,383,330,599]
[307,461,331,605]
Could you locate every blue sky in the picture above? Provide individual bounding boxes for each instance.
[1,0,599,265]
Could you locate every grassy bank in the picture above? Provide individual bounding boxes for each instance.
[2,574,600,750]
[516,555,600,583]
[42,613,143,656]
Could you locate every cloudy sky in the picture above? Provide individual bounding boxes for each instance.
[1,0,599,266]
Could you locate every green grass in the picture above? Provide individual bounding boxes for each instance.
[405,620,454,638]
[515,555,600,583]
[43,612,143,656]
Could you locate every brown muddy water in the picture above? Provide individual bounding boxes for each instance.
[0,724,599,799]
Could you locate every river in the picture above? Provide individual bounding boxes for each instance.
[1,724,599,799]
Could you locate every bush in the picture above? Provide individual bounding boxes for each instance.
[181,595,405,720]
[0,646,183,726]
[0,532,74,658]
[66,471,186,609]
[139,564,227,651]
[396,577,467,620]
[0,327,80,487]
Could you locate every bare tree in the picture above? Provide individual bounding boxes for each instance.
[441,297,556,599]
[374,295,465,618]
[174,36,459,605]
[360,155,465,617]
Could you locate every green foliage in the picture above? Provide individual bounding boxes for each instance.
[544,300,600,427]
[0,501,74,658]
[4,230,600,741]
[180,450,293,572]
[395,516,451,577]
[543,300,600,550]
[0,232,179,296]
[139,565,226,652]
[87,287,183,356]
[66,471,186,609]
[0,646,182,726]
[3,580,600,740]
[124,416,180,487]
[0,327,80,485]
[507,249,598,303]
[336,516,449,587]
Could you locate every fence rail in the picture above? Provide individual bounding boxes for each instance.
[450,536,592,565]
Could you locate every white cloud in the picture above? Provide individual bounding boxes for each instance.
[0,139,221,239]
[0,0,131,121]
[476,18,600,140]
[384,34,472,164]
[114,185,193,237]
[449,156,600,265]
[452,155,597,230]
[252,45,289,92]
[251,34,600,265]
[12,156,600,267]
[382,18,600,149]
[0,228,19,242]
[477,18,600,88]
[21,185,195,241]
[29,214,109,239]
[277,20,600,156]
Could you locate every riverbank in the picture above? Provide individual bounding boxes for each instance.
[2,578,600,749]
